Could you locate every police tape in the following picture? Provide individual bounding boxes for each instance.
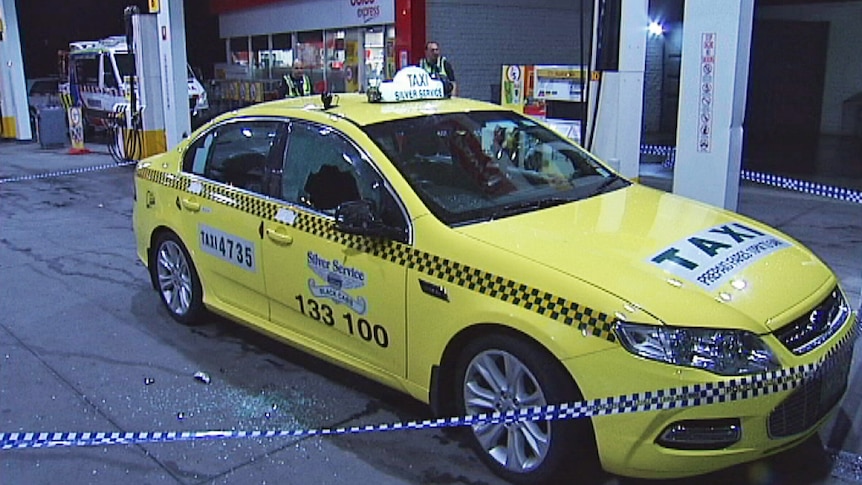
[639,144,862,204]
[0,160,136,184]
[741,170,862,204]
[0,365,819,449]
[2,320,857,451]
[640,144,677,168]
[3,148,860,206]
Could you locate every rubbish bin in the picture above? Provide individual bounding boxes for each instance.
[37,106,67,149]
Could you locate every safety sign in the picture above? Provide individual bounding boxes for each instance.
[698,33,716,153]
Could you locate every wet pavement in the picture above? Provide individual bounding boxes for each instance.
[1,140,860,484]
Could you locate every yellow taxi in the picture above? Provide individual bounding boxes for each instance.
[133,67,857,483]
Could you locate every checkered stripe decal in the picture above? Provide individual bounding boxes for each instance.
[3,319,856,450]
[403,256,616,340]
[138,168,189,192]
[204,183,280,221]
[137,169,618,341]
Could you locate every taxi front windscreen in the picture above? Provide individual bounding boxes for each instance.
[364,111,630,226]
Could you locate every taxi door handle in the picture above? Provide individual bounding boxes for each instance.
[266,227,293,245]
[180,197,201,212]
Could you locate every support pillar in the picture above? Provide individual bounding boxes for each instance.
[394,0,426,70]
[0,0,31,140]
[673,0,754,210]
[156,0,191,149]
[589,0,647,179]
[133,13,167,158]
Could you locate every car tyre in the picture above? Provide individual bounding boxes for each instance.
[454,334,597,485]
[152,233,205,325]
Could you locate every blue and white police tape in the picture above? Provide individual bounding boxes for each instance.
[0,365,819,449]
[0,160,136,185]
[640,144,677,168]
[741,170,862,204]
[2,321,856,451]
[639,144,862,204]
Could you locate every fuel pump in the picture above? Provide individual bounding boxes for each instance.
[107,5,144,162]
[131,10,169,159]
[107,5,194,161]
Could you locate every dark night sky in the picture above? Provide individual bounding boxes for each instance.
[16,0,221,79]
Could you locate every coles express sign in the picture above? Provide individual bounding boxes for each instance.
[351,0,380,23]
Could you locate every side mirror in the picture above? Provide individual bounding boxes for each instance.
[335,200,403,240]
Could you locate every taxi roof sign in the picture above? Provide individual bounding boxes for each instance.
[370,66,447,103]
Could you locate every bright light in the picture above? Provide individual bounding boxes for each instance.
[648,21,664,36]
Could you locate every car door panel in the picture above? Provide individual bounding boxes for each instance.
[263,208,407,377]
[262,121,409,378]
[179,120,286,320]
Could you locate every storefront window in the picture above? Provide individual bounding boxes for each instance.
[342,30,362,93]
[364,27,385,85]
[297,30,324,92]
[324,30,347,93]
[386,25,396,79]
[229,37,250,66]
[251,35,269,79]
[271,33,294,84]
[271,34,293,68]
[218,24,394,94]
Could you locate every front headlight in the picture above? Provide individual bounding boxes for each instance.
[615,323,779,376]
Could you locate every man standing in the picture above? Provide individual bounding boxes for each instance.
[282,60,312,98]
[419,41,457,96]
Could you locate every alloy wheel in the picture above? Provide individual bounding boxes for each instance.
[463,349,550,472]
[156,239,193,316]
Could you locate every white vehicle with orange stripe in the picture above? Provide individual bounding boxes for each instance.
[62,36,208,130]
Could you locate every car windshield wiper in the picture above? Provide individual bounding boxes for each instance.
[492,197,571,219]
